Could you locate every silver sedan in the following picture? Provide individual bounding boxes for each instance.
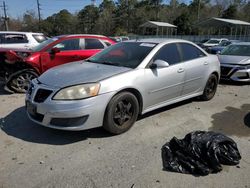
[218,42,250,82]
[26,39,220,134]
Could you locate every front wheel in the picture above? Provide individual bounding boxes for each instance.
[103,92,139,134]
[200,74,218,101]
[6,69,38,93]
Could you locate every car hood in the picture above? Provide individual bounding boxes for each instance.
[38,61,132,88]
[218,55,250,65]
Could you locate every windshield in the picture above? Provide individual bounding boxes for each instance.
[31,37,58,52]
[206,39,220,44]
[221,44,250,56]
[218,41,231,47]
[88,42,156,68]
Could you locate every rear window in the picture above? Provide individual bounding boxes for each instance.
[85,38,105,49]
[32,34,48,43]
[0,34,28,44]
[179,43,206,61]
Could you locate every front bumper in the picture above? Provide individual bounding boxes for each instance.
[25,80,115,131]
[220,64,250,82]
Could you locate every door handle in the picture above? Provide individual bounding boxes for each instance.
[204,62,208,65]
[177,68,185,73]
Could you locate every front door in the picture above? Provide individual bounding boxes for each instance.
[40,38,83,72]
[142,43,185,110]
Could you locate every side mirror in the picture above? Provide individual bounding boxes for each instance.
[150,59,169,69]
[50,47,60,54]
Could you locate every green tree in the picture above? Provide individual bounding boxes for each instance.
[173,13,192,34]
[95,0,116,35]
[222,4,238,19]
[78,5,99,33]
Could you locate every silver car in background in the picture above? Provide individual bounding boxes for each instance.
[26,39,220,134]
[218,42,250,82]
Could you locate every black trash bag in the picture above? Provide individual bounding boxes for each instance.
[161,131,241,176]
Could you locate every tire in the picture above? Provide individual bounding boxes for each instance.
[103,92,139,134]
[6,69,38,93]
[200,74,218,101]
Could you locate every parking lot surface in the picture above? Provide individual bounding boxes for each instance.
[0,82,250,188]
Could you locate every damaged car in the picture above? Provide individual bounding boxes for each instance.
[0,34,115,93]
[26,39,220,134]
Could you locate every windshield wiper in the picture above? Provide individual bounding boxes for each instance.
[86,59,118,66]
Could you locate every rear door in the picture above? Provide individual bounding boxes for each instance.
[178,43,208,96]
[78,38,106,58]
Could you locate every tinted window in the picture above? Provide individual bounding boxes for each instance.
[85,38,104,49]
[206,39,220,44]
[53,39,80,51]
[103,40,112,46]
[89,42,156,68]
[179,43,205,61]
[32,34,47,43]
[153,43,180,65]
[1,34,28,44]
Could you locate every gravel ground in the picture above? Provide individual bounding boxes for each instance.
[0,82,250,188]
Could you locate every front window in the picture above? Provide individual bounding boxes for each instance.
[219,41,231,47]
[31,37,58,52]
[88,42,156,68]
[32,34,48,43]
[53,38,80,51]
[221,44,250,56]
[206,39,220,44]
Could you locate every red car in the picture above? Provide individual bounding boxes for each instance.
[0,35,115,92]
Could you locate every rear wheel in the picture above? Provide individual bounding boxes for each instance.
[200,74,218,101]
[103,92,139,134]
[6,70,38,93]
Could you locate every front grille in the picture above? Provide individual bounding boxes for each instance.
[50,115,89,127]
[34,89,53,103]
[221,66,233,76]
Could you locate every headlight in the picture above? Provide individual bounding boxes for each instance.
[53,83,100,100]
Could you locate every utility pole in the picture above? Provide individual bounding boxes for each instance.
[37,0,41,29]
[2,1,8,31]
[197,0,201,20]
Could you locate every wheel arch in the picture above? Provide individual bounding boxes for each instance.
[211,71,219,81]
[105,88,144,115]
[117,88,143,114]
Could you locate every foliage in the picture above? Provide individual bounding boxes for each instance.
[2,0,250,36]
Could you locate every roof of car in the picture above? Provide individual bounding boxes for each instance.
[57,34,107,39]
[0,31,44,35]
[127,38,192,44]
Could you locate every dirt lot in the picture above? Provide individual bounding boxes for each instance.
[0,82,250,188]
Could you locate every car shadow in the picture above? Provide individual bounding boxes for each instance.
[219,80,250,86]
[209,104,250,137]
[138,99,193,120]
[0,106,112,145]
